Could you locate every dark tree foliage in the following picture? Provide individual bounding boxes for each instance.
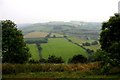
[91,41,98,45]
[47,55,64,63]
[39,58,47,63]
[1,20,31,63]
[0,22,2,62]
[68,54,87,63]
[25,38,47,44]
[82,42,91,46]
[93,49,108,61]
[99,14,120,65]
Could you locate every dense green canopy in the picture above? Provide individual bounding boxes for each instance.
[100,14,120,65]
[1,20,31,63]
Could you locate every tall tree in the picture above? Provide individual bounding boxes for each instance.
[1,20,31,63]
[99,14,120,65]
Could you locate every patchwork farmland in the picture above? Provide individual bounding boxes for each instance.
[25,32,89,62]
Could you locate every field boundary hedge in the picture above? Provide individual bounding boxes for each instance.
[2,62,101,74]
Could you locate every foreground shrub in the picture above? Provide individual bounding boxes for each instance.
[47,55,64,63]
[28,55,64,64]
[2,62,101,74]
[39,58,47,63]
[68,54,87,63]
[29,59,39,63]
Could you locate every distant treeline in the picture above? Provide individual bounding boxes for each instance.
[25,38,48,44]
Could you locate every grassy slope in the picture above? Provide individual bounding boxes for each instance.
[68,37,100,51]
[27,44,40,61]
[41,38,88,62]
[85,45,100,51]
[68,37,94,44]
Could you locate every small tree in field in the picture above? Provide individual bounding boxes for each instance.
[1,20,31,63]
[47,55,64,63]
[68,54,87,63]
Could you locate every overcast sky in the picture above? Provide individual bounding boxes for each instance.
[0,0,119,24]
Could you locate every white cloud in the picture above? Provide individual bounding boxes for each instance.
[1,0,120,23]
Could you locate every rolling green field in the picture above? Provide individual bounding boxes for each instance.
[68,37,94,45]
[68,37,100,51]
[41,38,88,62]
[27,44,40,61]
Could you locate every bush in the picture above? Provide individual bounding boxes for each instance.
[86,49,94,54]
[47,55,64,63]
[92,49,109,62]
[82,42,91,46]
[39,58,47,63]
[91,41,98,45]
[2,62,101,74]
[68,54,87,63]
[29,59,39,63]
[29,55,64,64]
[100,63,111,75]
[53,35,56,38]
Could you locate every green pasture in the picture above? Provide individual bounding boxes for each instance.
[68,37,94,44]
[27,44,40,61]
[41,38,88,62]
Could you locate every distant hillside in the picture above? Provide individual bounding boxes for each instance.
[18,21,102,40]
[18,21,101,32]
[17,23,31,28]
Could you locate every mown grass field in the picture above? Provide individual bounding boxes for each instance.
[24,32,48,38]
[68,37,100,51]
[27,44,40,61]
[41,38,88,62]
